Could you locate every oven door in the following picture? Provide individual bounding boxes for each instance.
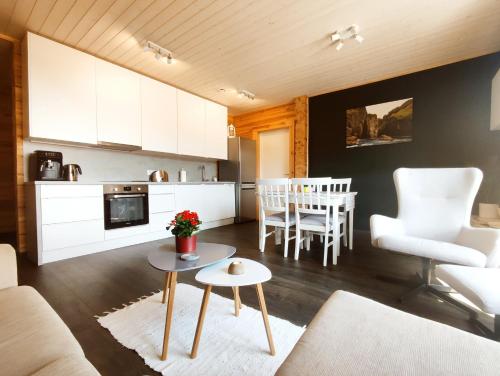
[104,193,149,230]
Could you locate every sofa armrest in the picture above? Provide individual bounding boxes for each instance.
[370,215,404,247]
[0,244,18,289]
[456,227,500,267]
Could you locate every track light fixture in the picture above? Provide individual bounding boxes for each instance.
[330,24,363,51]
[238,90,255,100]
[144,41,174,64]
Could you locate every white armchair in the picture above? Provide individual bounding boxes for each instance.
[370,167,500,301]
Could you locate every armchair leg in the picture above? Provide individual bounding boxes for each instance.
[399,259,453,302]
[399,284,427,303]
[495,315,500,341]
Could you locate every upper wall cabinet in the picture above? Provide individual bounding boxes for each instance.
[177,90,206,157]
[96,59,141,147]
[23,32,97,144]
[140,76,178,154]
[205,101,228,159]
[23,33,228,159]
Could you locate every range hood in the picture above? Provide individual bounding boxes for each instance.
[97,141,142,151]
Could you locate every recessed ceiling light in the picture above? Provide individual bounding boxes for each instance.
[330,24,364,51]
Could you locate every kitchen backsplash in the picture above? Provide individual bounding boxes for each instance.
[23,141,218,183]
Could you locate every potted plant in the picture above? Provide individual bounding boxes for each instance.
[167,210,202,253]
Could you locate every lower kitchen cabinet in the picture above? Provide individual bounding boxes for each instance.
[174,184,235,224]
[42,220,104,251]
[25,183,236,265]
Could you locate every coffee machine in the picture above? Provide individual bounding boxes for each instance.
[34,150,64,181]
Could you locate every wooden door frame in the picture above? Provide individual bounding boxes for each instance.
[0,33,24,251]
[252,119,295,180]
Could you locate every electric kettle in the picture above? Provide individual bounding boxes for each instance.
[63,164,82,182]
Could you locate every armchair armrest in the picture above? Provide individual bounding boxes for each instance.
[0,244,18,289]
[370,215,404,247]
[456,227,500,267]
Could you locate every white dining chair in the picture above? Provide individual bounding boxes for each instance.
[330,178,352,249]
[292,178,343,266]
[257,178,296,257]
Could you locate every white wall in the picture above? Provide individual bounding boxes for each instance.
[24,141,218,183]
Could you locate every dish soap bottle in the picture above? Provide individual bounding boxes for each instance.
[179,169,187,182]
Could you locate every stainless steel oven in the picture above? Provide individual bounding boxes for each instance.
[103,184,149,230]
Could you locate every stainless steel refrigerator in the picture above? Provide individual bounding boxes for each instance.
[219,137,256,223]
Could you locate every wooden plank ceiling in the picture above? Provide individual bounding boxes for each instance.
[0,0,499,115]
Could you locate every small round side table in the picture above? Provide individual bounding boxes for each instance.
[190,257,275,359]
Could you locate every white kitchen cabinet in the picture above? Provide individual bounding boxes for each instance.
[23,32,97,144]
[42,220,104,251]
[205,101,228,159]
[141,77,178,153]
[96,59,141,147]
[40,184,102,199]
[177,90,206,157]
[174,184,235,223]
[149,194,175,214]
[150,213,174,233]
[41,197,103,224]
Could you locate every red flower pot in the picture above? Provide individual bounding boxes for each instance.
[175,235,197,253]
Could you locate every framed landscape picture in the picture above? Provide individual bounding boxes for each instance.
[346,98,413,148]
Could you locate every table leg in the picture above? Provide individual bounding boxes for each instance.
[349,209,354,251]
[161,271,177,361]
[161,272,171,304]
[232,286,242,316]
[255,283,276,356]
[191,284,212,359]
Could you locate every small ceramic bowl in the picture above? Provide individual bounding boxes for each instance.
[228,261,245,275]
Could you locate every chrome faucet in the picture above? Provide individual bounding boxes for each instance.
[201,165,207,181]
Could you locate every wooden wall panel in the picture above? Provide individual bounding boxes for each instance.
[294,96,308,177]
[13,40,25,251]
[0,34,24,251]
[0,40,16,236]
[231,96,308,178]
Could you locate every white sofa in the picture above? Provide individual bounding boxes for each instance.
[0,244,100,376]
[277,290,500,375]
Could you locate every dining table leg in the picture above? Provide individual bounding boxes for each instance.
[349,209,354,251]
[161,271,177,360]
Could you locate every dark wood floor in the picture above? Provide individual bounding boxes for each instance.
[17,222,492,376]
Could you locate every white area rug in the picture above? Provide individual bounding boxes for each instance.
[97,283,305,375]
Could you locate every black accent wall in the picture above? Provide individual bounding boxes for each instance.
[309,52,500,230]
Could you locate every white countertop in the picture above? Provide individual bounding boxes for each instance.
[26,181,235,185]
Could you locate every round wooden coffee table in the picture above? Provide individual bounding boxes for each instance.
[190,257,275,358]
[148,242,236,360]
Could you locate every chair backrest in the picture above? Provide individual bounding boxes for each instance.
[331,178,352,193]
[256,178,290,217]
[394,168,483,242]
[291,178,332,216]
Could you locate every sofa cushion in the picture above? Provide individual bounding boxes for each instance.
[378,234,487,267]
[0,286,93,376]
[277,290,500,376]
[436,265,500,314]
[30,355,100,376]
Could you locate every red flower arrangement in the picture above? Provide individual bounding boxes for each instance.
[167,210,202,238]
